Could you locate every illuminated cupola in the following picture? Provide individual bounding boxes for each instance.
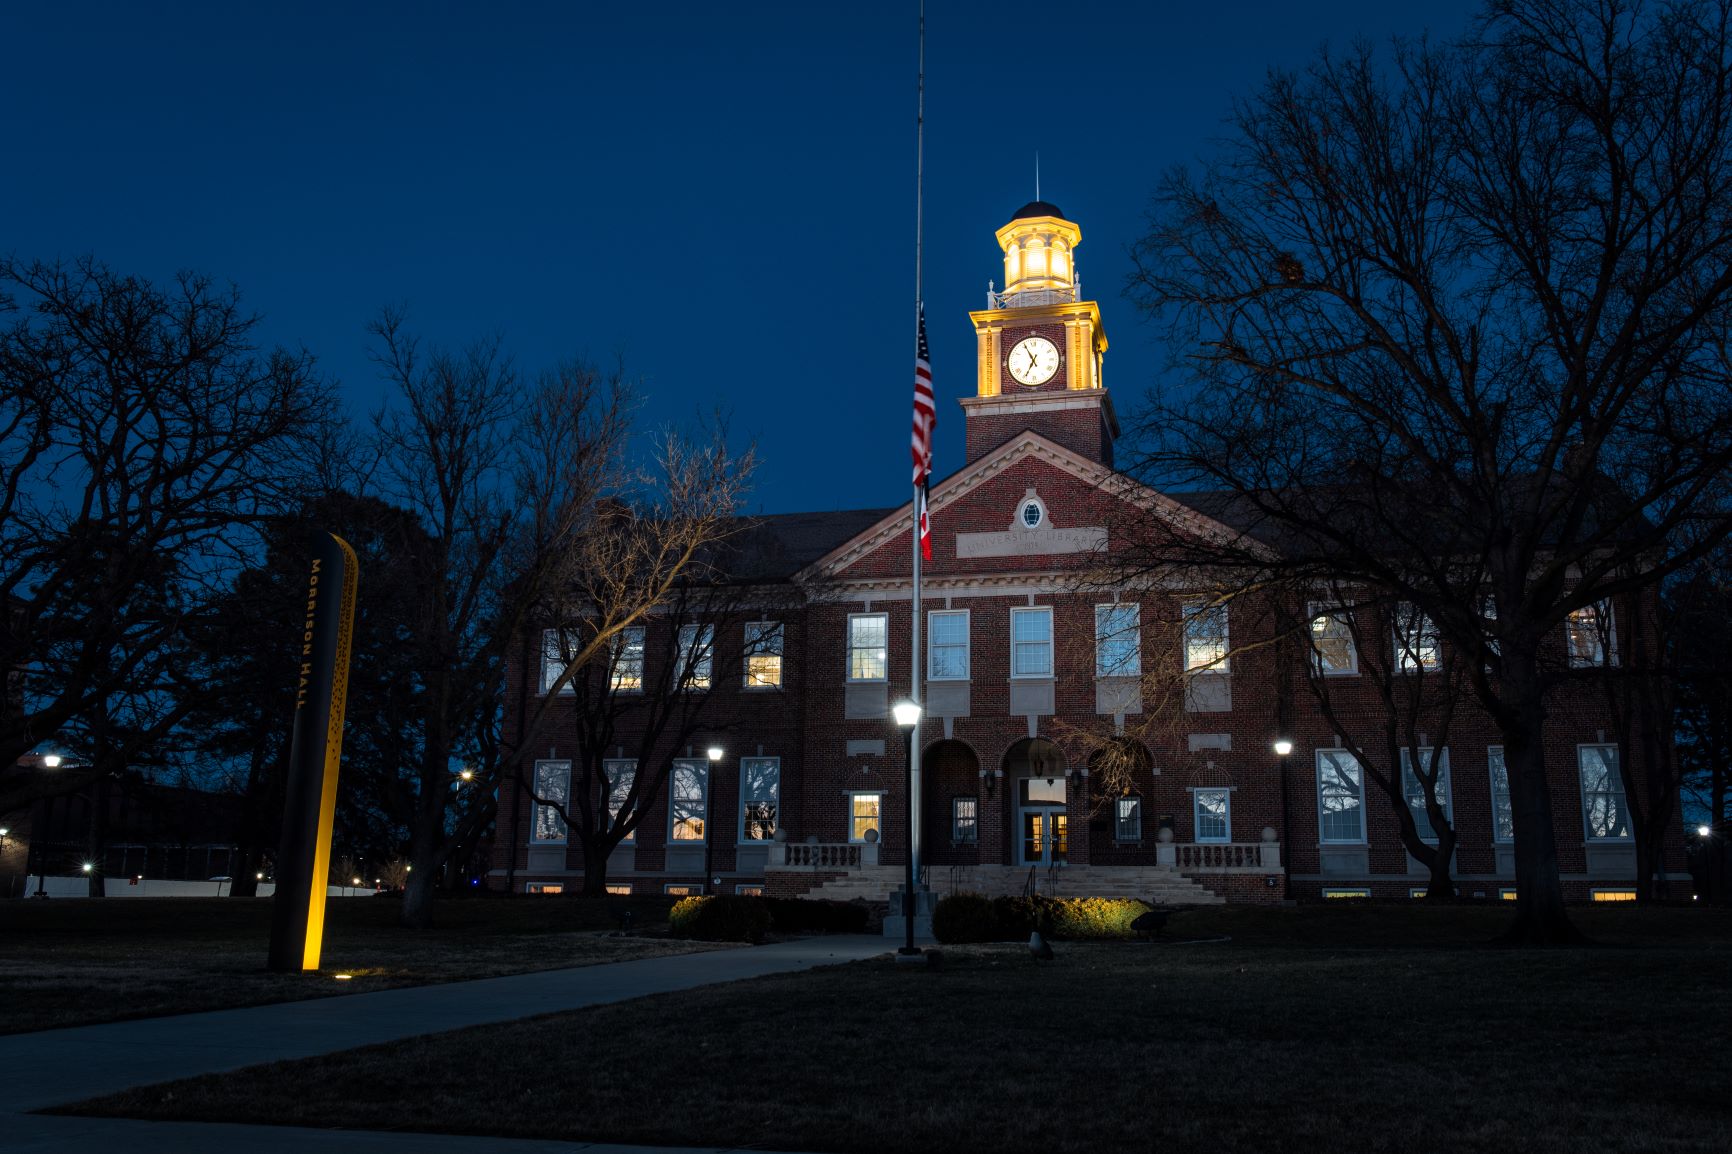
[964,201,1116,465]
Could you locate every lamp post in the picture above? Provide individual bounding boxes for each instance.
[1273,739,1294,898]
[704,745,723,895]
[892,699,923,957]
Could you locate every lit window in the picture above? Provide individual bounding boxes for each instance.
[1011,606,1053,678]
[1115,795,1143,842]
[743,621,784,689]
[603,759,636,842]
[1579,745,1629,839]
[609,626,646,692]
[1182,600,1228,673]
[605,883,631,895]
[1591,889,1637,903]
[1399,747,1453,840]
[677,624,714,690]
[669,759,708,842]
[1567,602,1617,667]
[1308,605,1358,675]
[664,884,700,896]
[1316,749,1366,843]
[531,761,570,844]
[1322,888,1370,900]
[1193,788,1231,843]
[849,793,882,843]
[848,613,888,682]
[542,629,579,695]
[735,884,765,896]
[1500,888,1519,901]
[526,882,564,894]
[952,796,979,844]
[928,610,970,681]
[1409,888,1428,899]
[1392,603,1440,672]
[1096,603,1142,677]
[1488,747,1513,843]
[739,757,780,841]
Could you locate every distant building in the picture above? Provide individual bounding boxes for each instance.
[490,202,1688,904]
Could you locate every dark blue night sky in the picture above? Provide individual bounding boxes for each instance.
[3,1,1474,514]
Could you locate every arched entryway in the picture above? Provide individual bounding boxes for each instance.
[923,739,981,866]
[1002,738,1068,866]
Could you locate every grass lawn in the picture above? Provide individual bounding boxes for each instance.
[0,893,727,1035]
[60,904,1732,1154]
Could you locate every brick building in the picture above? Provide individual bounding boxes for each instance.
[490,201,1687,905]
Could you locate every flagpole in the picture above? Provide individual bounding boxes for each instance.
[909,0,926,894]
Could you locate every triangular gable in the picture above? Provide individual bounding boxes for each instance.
[796,430,1266,584]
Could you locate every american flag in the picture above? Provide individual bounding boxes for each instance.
[918,478,932,561]
[911,305,935,484]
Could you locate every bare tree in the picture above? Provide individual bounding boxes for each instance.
[367,309,632,928]
[1120,0,1732,942]
[0,256,333,810]
[517,425,760,896]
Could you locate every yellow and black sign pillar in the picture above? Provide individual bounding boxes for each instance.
[268,532,359,972]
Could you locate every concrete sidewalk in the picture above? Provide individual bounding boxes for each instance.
[1,934,887,1152]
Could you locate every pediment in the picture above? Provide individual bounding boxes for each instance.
[797,431,1262,583]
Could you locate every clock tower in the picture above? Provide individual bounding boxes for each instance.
[962,200,1116,465]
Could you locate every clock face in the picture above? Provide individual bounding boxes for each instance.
[1006,335,1061,386]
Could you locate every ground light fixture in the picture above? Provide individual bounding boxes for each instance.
[891,699,923,959]
[1273,739,1294,757]
[43,754,62,768]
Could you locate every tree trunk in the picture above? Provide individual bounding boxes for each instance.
[1425,832,1456,901]
[580,836,613,897]
[1499,655,1582,945]
[401,860,436,927]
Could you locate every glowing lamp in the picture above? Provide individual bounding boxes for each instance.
[1273,739,1294,757]
[1701,825,1713,838]
[81,862,93,873]
[43,754,62,768]
[892,700,923,729]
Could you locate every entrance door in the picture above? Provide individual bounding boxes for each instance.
[1017,775,1068,866]
[1020,808,1069,865]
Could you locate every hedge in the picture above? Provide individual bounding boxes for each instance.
[765,897,871,934]
[667,895,771,941]
[931,894,1154,943]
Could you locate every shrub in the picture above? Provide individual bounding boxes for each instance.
[667,895,771,941]
[933,895,1154,943]
[766,897,870,934]
[1043,897,1152,940]
[932,893,998,943]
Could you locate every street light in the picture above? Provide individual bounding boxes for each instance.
[892,699,923,958]
[42,754,62,768]
[81,862,93,873]
[1273,739,1294,758]
[704,745,724,894]
[1273,738,1294,899]
[1701,825,1714,838]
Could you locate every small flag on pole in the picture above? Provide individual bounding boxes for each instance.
[918,478,932,561]
[911,305,935,484]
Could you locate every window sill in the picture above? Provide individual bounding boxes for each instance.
[741,684,784,693]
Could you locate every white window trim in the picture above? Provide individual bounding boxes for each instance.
[1114,794,1144,843]
[677,623,714,692]
[1392,603,1441,674]
[603,758,636,843]
[737,756,781,845]
[530,759,571,845]
[927,608,971,682]
[1009,605,1055,680]
[1399,747,1454,842]
[1308,602,1360,677]
[1567,601,1619,668]
[1181,598,1230,675]
[542,628,578,696]
[608,625,647,694]
[1017,493,1048,529]
[1188,786,1233,844]
[1095,602,1143,679]
[847,790,884,844]
[1578,742,1631,842]
[846,612,889,683]
[951,795,979,844]
[742,620,785,690]
[1488,745,1513,844]
[668,758,710,843]
[1315,748,1368,845]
